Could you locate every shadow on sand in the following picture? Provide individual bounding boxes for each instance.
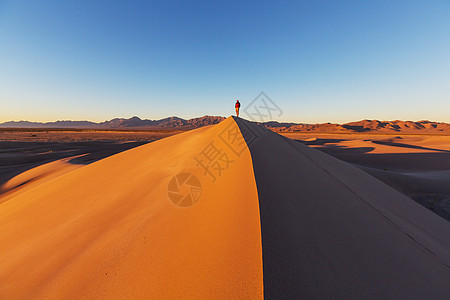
[0,141,149,191]
[296,139,450,221]
[371,140,450,153]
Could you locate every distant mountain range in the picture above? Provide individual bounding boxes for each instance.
[1,116,450,134]
[0,116,226,129]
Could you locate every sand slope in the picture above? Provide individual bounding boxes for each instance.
[0,118,263,299]
[235,117,450,299]
[0,157,84,204]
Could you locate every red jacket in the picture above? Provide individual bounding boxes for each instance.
[235,102,240,108]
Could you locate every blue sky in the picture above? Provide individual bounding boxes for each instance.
[1,0,449,123]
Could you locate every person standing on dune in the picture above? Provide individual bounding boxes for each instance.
[235,100,240,117]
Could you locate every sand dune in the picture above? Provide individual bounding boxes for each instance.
[289,133,450,220]
[235,117,450,298]
[1,117,449,299]
[0,156,83,204]
[0,120,263,299]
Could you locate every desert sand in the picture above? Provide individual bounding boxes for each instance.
[236,118,450,298]
[286,133,450,220]
[0,119,263,299]
[0,117,449,298]
[0,140,151,198]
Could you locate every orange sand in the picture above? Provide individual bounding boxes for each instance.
[0,118,263,299]
[0,157,84,204]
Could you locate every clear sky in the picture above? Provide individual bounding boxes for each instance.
[1,0,449,123]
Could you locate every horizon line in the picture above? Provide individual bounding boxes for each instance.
[1,115,449,125]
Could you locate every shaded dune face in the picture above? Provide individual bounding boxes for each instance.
[1,117,450,299]
[234,117,450,299]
